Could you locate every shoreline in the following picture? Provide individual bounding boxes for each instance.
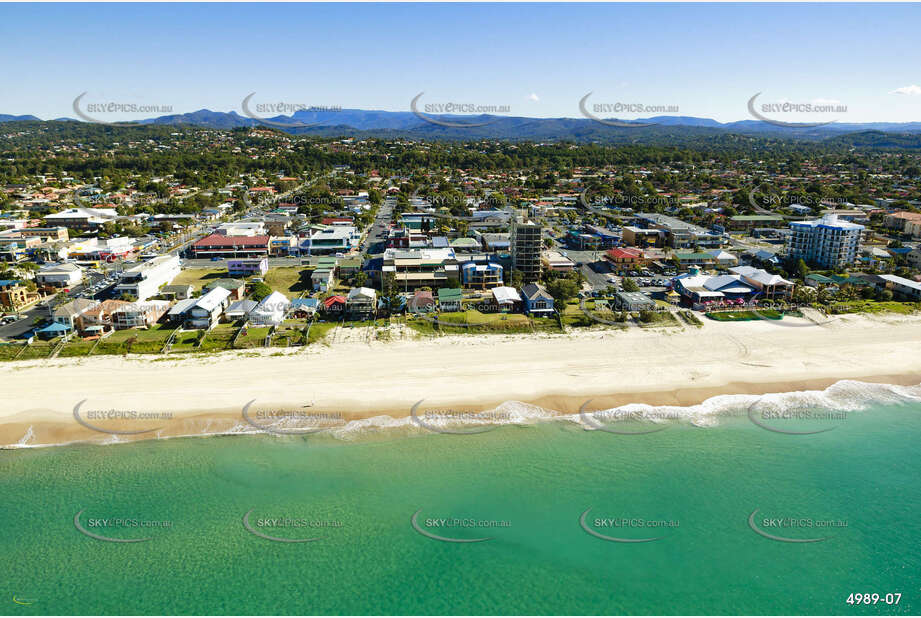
[4,311,921,449]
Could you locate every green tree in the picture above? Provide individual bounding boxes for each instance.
[622,277,640,292]
[250,282,272,301]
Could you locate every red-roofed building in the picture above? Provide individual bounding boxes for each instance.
[322,217,354,226]
[604,247,648,271]
[322,295,346,314]
[191,233,269,258]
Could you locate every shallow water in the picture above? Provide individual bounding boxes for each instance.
[2,385,919,615]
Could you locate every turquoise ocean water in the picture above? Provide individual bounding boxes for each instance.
[2,381,920,615]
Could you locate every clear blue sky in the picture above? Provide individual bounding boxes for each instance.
[2,2,921,123]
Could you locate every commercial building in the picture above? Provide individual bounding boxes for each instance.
[191,233,269,258]
[633,213,721,249]
[300,226,359,255]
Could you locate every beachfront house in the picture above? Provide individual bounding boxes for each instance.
[614,291,657,312]
[520,283,554,316]
[490,286,522,313]
[437,288,463,312]
[289,298,318,318]
[112,300,170,330]
[52,298,99,331]
[322,295,346,317]
[225,299,259,322]
[249,291,291,326]
[346,287,377,320]
[186,287,232,329]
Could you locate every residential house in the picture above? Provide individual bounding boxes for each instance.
[289,298,318,318]
[227,258,269,278]
[409,290,435,313]
[51,298,100,331]
[161,284,194,300]
[707,249,739,268]
[250,291,291,326]
[203,278,246,301]
[112,300,170,330]
[614,291,657,312]
[520,283,554,315]
[437,288,463,312]
[879,274,921,301]
[490,286,522,312]
[225,299,259,322]
[75,299,130,335]
[322,295,347,316]
[346,287,377,320]
[0,280,39,310]
[186,287,232,329]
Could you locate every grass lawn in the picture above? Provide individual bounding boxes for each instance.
[198,324,236,352]
[272,319,309,346]
[58,340,97,357]
[826,301,919,315]
[0,344,25,361]
[706,310,783,321]
[171,268,226,292]
[305,321,337,345]
[169,330,203,352]
[18,342,55,360]
[235,326,271,348]
[263,267,311,297]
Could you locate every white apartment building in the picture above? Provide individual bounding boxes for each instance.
[114,254,181,301]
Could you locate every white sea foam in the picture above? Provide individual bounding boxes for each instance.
[5,380,920,449]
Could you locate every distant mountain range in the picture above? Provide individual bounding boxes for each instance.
[5,108,921,143]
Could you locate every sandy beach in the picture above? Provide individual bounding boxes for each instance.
[3,310,921,448]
